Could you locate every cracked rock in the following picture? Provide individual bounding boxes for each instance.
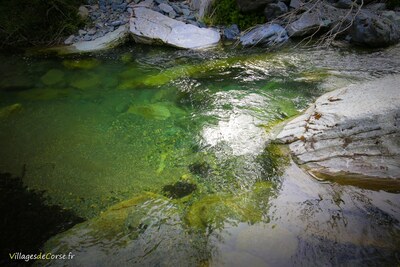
[274,75,400,180]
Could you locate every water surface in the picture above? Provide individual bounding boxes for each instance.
[0,44,399,266]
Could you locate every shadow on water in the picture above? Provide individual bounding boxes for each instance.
[0,171,83,267]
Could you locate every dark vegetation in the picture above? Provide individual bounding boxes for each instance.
[0,0,84,48]
[0,172,83,266]
[204,0,266,30]
[387,0,400,8]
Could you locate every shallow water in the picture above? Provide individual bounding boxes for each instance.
[0,44,399,266]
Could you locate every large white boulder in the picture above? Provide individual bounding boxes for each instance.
[130,7,220,49]
[275,75,400,179]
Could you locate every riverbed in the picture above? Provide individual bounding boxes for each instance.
[1,43,399,266]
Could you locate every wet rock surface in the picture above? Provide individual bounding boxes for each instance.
[275,75,400,180]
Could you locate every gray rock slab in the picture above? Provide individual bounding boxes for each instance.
[275,75,400,179]
[130,7,220,49]
[240,24,288,47]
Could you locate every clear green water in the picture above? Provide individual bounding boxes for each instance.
[1,44,400,266]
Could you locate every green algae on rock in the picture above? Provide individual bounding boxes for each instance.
[127,102,186,121]
[185,192,266,230]
[62,58,100,70]
[18,88,69,101]
[70,73,101,90]
[39,193,208,267]
[0,103,22,119]
[40,69,65,86]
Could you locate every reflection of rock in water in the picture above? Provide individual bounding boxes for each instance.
[0,172,83,267]
[267,162,400,265]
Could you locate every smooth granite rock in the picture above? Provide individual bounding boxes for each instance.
[130,7,220,49]
[275,75,400,180]
[240,24,288,47]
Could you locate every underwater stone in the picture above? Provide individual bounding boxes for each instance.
[62,58,100,69]
[127,103,172,120]
[70,73,101,90]
[189,161,211,177]
[162,181,197,199]
[18,88,69,101]
[40,69,65,86]
[0,103,22,119]
[186,194,262,229]
[40,194,203,266]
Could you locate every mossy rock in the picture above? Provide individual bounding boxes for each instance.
[127,102,186,121]
[70,73,101,90]
[127,103,171,120]
[186,194,262,229]
[120,53,133,63]
[42,193,160,246]
[296,69,331,82]
[63,58,100,70]
[258,143,290,180]
[162,181,197,199]
[40,192,204,266]
[0,103,22,119]
[18,88,69,100]
[40,69,65,86]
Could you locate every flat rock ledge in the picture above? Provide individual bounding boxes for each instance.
[275,75,400,180]
[48,25,130,54]
[130,7,220,49]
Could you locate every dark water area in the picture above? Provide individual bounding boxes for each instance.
[0,43,399,266]
[0,172,83,267]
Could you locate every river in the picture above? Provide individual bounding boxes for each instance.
[0,43,399,266]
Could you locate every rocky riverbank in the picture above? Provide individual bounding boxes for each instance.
[274,75,400,183]
[59,0,400,52]
[65,0,205,45]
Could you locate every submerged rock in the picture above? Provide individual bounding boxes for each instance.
[18,88,69,101]
[127,103,172,120]
[39,194,205,267]
[0,103,22,119]
[275,75,400,180]
[240,24,288,47]
[130,7,220,49]
[162,181,197,198]
[62,58,100,70]
[40,69,64,86]
[186,194,262,229]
